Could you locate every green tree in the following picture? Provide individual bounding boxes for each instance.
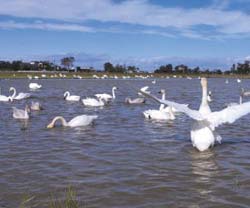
[61,57,75,71]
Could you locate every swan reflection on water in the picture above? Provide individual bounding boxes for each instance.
[190,149,219,197]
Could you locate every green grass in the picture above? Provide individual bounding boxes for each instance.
[19,187,82,208]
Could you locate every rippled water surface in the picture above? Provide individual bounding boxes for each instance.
[1,78,250,207]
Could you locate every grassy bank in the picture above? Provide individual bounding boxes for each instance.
[0,71,249,79]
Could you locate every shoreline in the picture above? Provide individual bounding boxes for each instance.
[0,71,249,79]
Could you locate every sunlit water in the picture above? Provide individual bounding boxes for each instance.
[0,78,250,207]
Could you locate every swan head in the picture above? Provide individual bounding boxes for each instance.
[158,89,166,94]
[47,122,54,129]
[9,87,15,92]
[125,97,130,103]
[63,91,69,99]
[200,78,208,88]
[113,86,118,90]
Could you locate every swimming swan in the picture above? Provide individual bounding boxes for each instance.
[140,78,250,151]
[95,86,117,101]
[12,105,30,119]
[30,101,43,111]
[47,115,98,128]
[125,97,145,104]
[9,87,31,100]
[82,97,106,107]
[143,89,175,120]
[29,83,42,90]
[63,91,80,101]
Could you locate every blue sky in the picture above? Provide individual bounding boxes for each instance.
[1,0,250,70]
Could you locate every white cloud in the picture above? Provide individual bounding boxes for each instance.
[1,0,250,38]
[0,20,93,32]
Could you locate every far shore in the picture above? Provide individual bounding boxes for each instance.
[0,71,249,79]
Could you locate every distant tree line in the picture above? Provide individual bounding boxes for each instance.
[1,57,250,75]
[103,62,140,73]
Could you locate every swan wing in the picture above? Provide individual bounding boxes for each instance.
[139,90,203,121]
[206,101,250,129]
[12,107,27,118]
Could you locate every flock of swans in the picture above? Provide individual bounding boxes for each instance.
[140,78,250,152]
[1,77,250,152]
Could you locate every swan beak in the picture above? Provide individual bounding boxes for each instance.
[47,123,54,129]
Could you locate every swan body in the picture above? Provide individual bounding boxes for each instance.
[29,83,42,90]
[125,97,145,104]
[143,89,175,120]
[95,86,117,101]
[63,91,80,101]
[82,97,105,107]
[0,93,13,102]
[30,101,43,111]
[237,79,241,83]
[140,77,250,151]
[143,108,175,120]
[12,105,30,119]
[47,115,98,128]
[10,87,31,100]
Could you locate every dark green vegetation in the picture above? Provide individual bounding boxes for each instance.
[1,56,250,76]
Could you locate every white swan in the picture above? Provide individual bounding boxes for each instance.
[140,77,250,151]
[143,90,175,120]
[237,78,241,83]
[125,97,145,104]
[47,115,98,128]
[0,95,13,102]
[0,88,13,102]
[30,101,43,111]
[12,105,30,119]
[143,106,175,120]
[82,97,105,107]
[95,86,117,101]
[29,83,42,90]
[10,87,31,100]
[63,91,80,101]
[158,89,187,113]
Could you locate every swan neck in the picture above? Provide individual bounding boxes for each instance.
[112,88,116,99]
[161,92,165,101]
[201,82,208,105]
[52,116,68,127]
[239,95,242,104]
[10,88,16,98]
[169,106,175,119]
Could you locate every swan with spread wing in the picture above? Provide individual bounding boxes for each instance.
[140,78,250,151]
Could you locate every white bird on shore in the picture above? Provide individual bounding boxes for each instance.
[63,91,80,101]
[29,83,42,90]
[12,105,30,119]
[82,97,105,107]
[95,86,117,101]
[140,77,250,151]
[9,87,31,100]
[47,115,98,128]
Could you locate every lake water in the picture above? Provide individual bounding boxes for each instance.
[0,78,250,207]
